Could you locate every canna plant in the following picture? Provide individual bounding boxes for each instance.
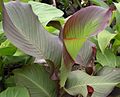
[0,0,120,97]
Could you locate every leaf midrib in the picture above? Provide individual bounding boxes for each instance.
[6,4,47,59]
[16,73,51,97]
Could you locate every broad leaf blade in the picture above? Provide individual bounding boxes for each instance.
[14,64,57,97]
[29,1,64,26]
[60,6,112,87]
[3,1,62,67]
[0,86,30,97]
[65,69,120,97]
[63,6,112,61]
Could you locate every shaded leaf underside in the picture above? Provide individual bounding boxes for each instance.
[3,1,62,67]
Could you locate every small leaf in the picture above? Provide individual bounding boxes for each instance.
[0,86,30,97]
[98,30,116,53]
[29,1,64,26]
[14,64,57,97]
[96,49,117,67]
[0,40,17,56]
[65,69,120,97]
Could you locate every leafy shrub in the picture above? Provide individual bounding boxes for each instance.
[0,0,120,97]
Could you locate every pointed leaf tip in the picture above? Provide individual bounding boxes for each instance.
[2,1,62,67]
[63,6,112,61]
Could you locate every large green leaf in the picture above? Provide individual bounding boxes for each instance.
[96,49,118,67]
[98,30,116,53]
[65,69,120,97]
[29,1,64,26]
[0,86,30,97]
[14,64,57,97]
[60,6,112,87]
[63,6,112,61]
[2,1,62,67]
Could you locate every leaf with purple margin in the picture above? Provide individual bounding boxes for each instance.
[2,1,62,67]
[63,6,112,61]
[60,6,112,87]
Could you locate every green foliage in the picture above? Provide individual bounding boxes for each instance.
[0,40,17,56]
[65,68,120,97]
[0,86,30,97]
[96,49,119,67]
[97,30,116,53]
[14,64,57,97]
[29,1,64,26]
[3,1,62,67]
[90,0,108,8]
[0,0,120,97]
